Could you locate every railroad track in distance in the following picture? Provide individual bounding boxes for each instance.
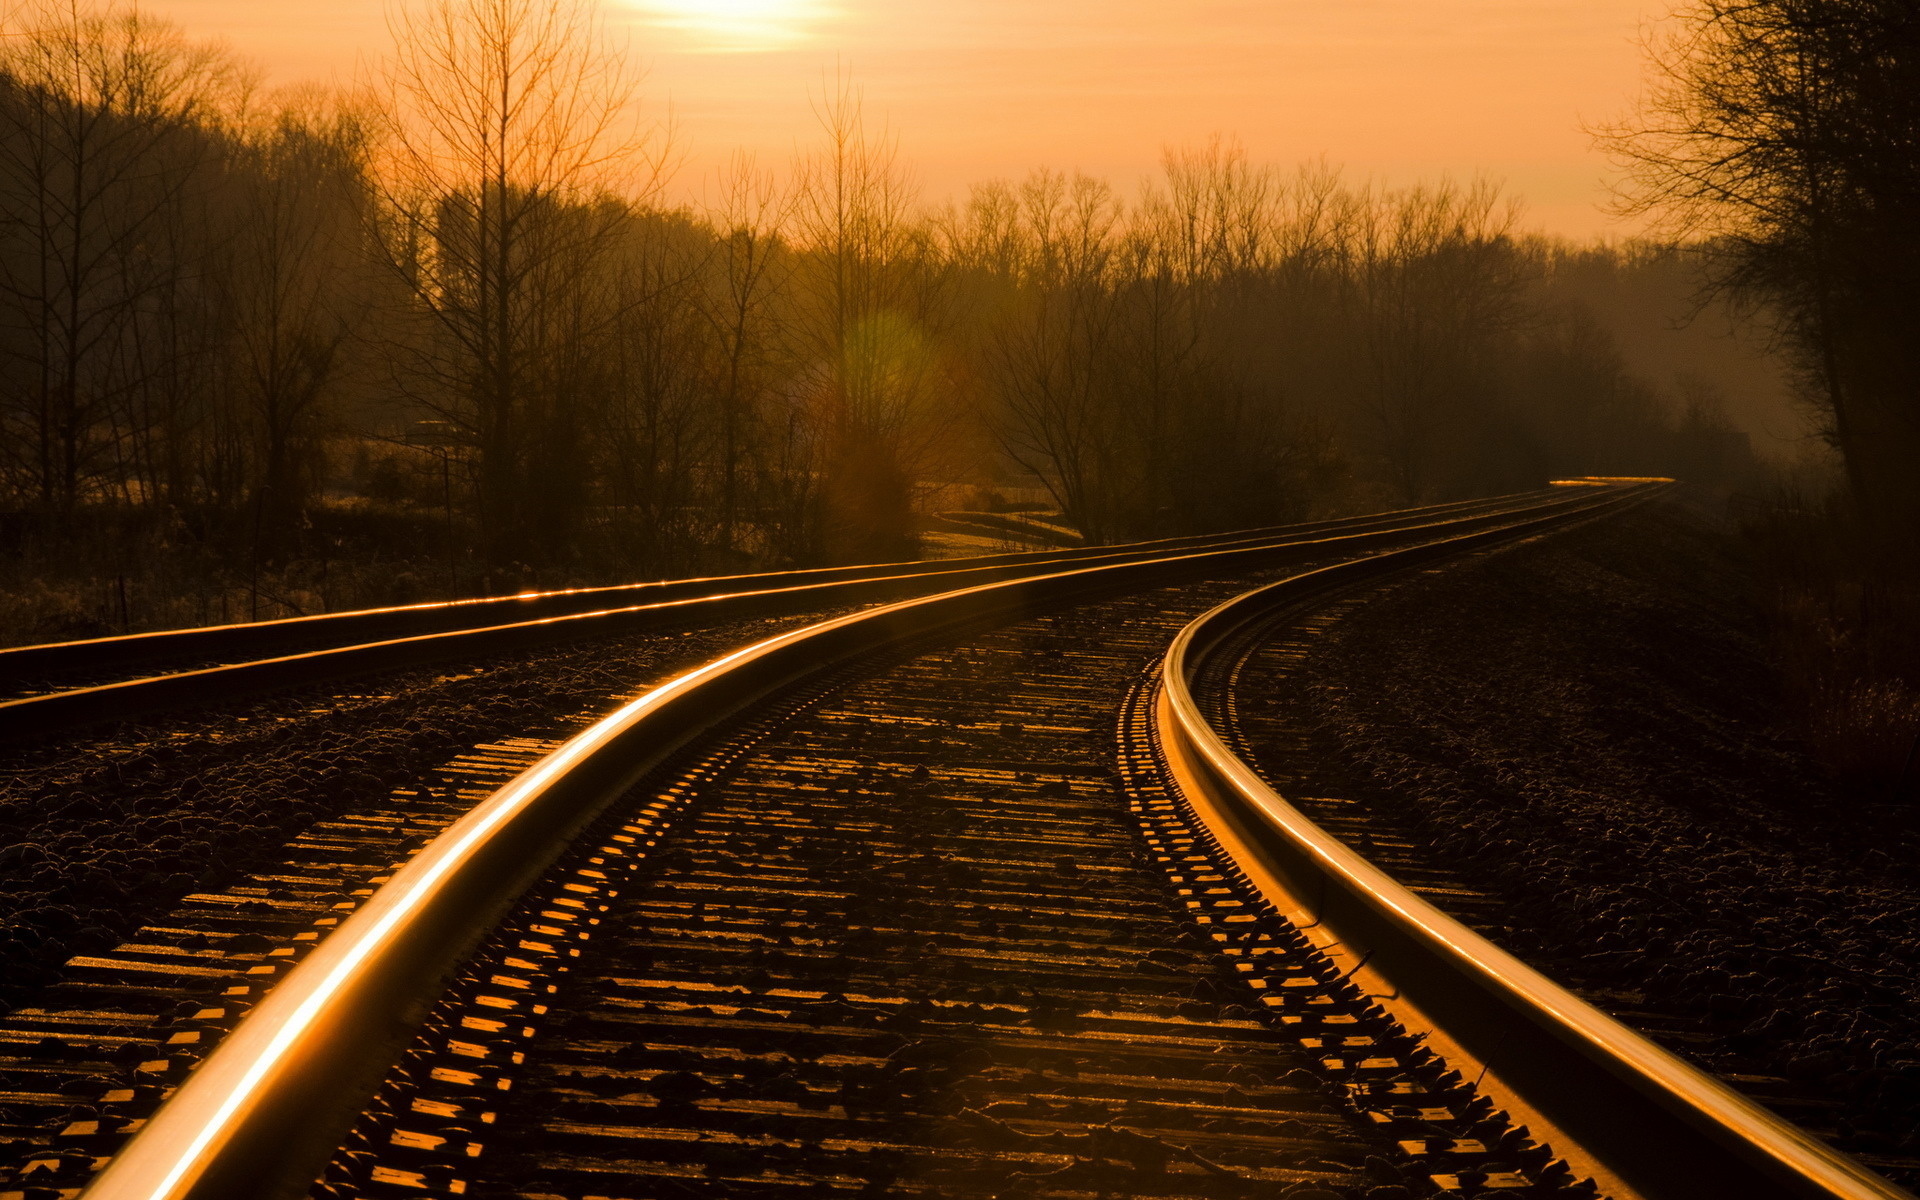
[0,491,1567,742]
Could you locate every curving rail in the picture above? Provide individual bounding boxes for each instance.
[0,489,1584,741]
[0,491,1557,692]
[1152,493,1913,1200]
[78,483,1647,1200]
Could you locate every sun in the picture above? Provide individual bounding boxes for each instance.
[627,0,829,51]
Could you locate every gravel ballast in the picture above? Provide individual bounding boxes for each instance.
[0,610,855,1017]
[1233,495,1920,1185]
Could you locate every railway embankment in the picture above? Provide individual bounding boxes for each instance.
[1234,494,1920,1187]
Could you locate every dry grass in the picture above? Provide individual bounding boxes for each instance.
[0,496,829,649]
[1741,485,1920,797]
[0,503,504,649]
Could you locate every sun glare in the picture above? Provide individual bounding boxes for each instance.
[626,0,828,51]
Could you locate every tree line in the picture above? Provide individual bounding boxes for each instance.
[0,0,1761,640]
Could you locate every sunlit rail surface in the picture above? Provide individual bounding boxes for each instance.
[12,482,1903,1200]
[0,493,1545,690]
[1153,524,1908,1200]
[0,491,1562,741]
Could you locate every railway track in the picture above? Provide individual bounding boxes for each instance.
[0,492,1568,743]
[321,579,1372,1200]
[18,482,1856,1200]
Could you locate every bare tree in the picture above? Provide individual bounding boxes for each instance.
[790,75,954,561]
[590,204,716,570]
[0,0,237,512]
[972,168,1128,538]
[1346,178,1524,501]
[373,0,656,564]
[703,151,794,553]
[222,97,375,593]
[1602,0,1920,534]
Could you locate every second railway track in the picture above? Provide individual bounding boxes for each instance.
[0,491,1573,742]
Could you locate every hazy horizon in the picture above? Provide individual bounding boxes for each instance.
[149,0,1664,238]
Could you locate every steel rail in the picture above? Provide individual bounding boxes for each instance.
[0,490,1557,690]
[0,488,1592,741]
[1155,485,1913,1200]
[77,484,1639,1200]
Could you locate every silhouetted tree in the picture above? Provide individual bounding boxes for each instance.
[967,169,1127,539]
[373,0,655,566]
[0,0,236,513]
[792,78,956,561]
[1605,0,1920,533]
[1346,179,1525,502]
[222,99,374,579]
[702,152,795,557]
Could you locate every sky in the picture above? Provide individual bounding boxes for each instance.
[148,0,1666,238]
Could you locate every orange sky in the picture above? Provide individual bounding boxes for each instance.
[152,0,1664,238]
